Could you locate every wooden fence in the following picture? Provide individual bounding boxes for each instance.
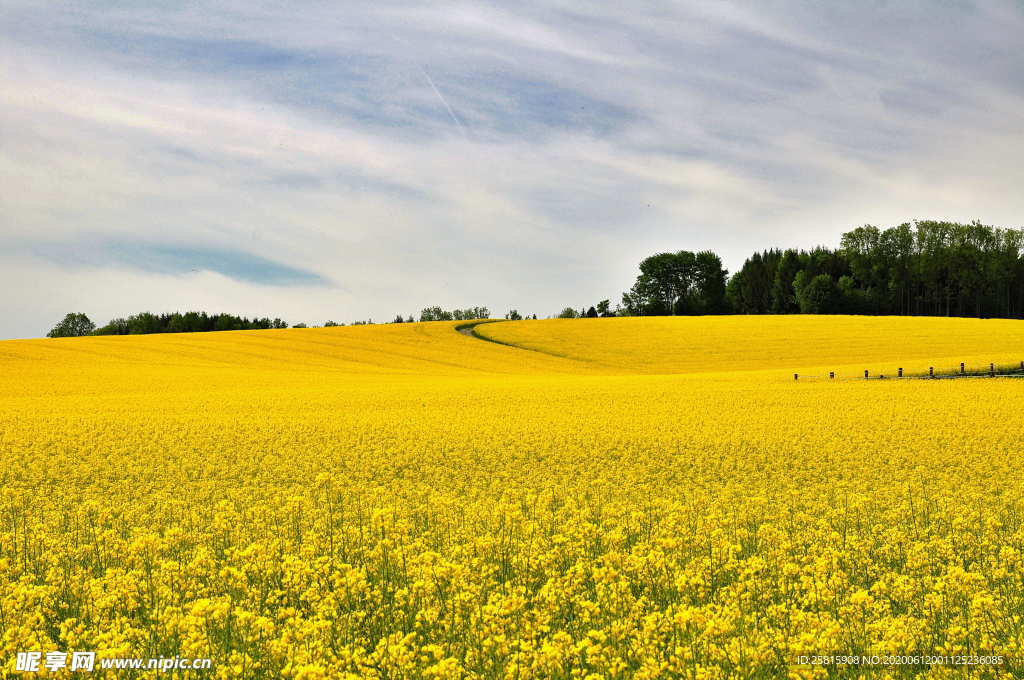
[793,360,1024,381]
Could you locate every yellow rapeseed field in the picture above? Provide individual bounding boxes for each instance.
[1,317,1022,679]
[475,315,1024,376]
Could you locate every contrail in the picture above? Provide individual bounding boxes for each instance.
[389,33,468,141]
[418,65,468,141]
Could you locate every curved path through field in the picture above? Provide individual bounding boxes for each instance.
[456,319,615,371]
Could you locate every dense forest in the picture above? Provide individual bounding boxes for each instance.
[616,220,1024,319]
[725,220,1024,318]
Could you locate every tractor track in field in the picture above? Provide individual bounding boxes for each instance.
[454,320,595,364]
[455,320,491,338]
[454,319,515,346]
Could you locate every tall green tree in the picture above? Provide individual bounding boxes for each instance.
[47,313,95,337]
[770,250,802,313]
[691,251,728,314]
[626,251,698,315]
[729,252,772,313]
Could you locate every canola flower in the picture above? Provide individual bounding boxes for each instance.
[0,317,1022,679]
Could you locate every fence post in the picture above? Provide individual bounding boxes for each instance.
[898,367,903,378]
[794,373,798,381]
[864,370,868,379]
[990,363,995,377]
[960,362,965,374]
[929,366,934,378]
[829,371,834,380]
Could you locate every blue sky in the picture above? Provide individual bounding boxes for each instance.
[2,1,1023,337]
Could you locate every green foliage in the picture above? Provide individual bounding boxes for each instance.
[837,219,1024,318]
[557,307,579,319]
[795,274,840,314]
[47,313,95,338]
[506,309,523,321]
[131,312,163,334]
[729,248,849,315]
[726,220,1024,319]
[771,250,802,314]
[627,219,1024,320]
[692,251,728,314]
[624,250,728,316]
[94,318,129,335]
[93,312,287,336]
[420,306,490,322]
[419,307,450,322]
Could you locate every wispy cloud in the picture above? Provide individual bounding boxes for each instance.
[21,239,330,287]
[1,0,1023,337]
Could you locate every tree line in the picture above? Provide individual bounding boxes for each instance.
[725,220,1024,317]
[47,311,299,337]
[417,306,491,322]
[602,220,1024,319]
